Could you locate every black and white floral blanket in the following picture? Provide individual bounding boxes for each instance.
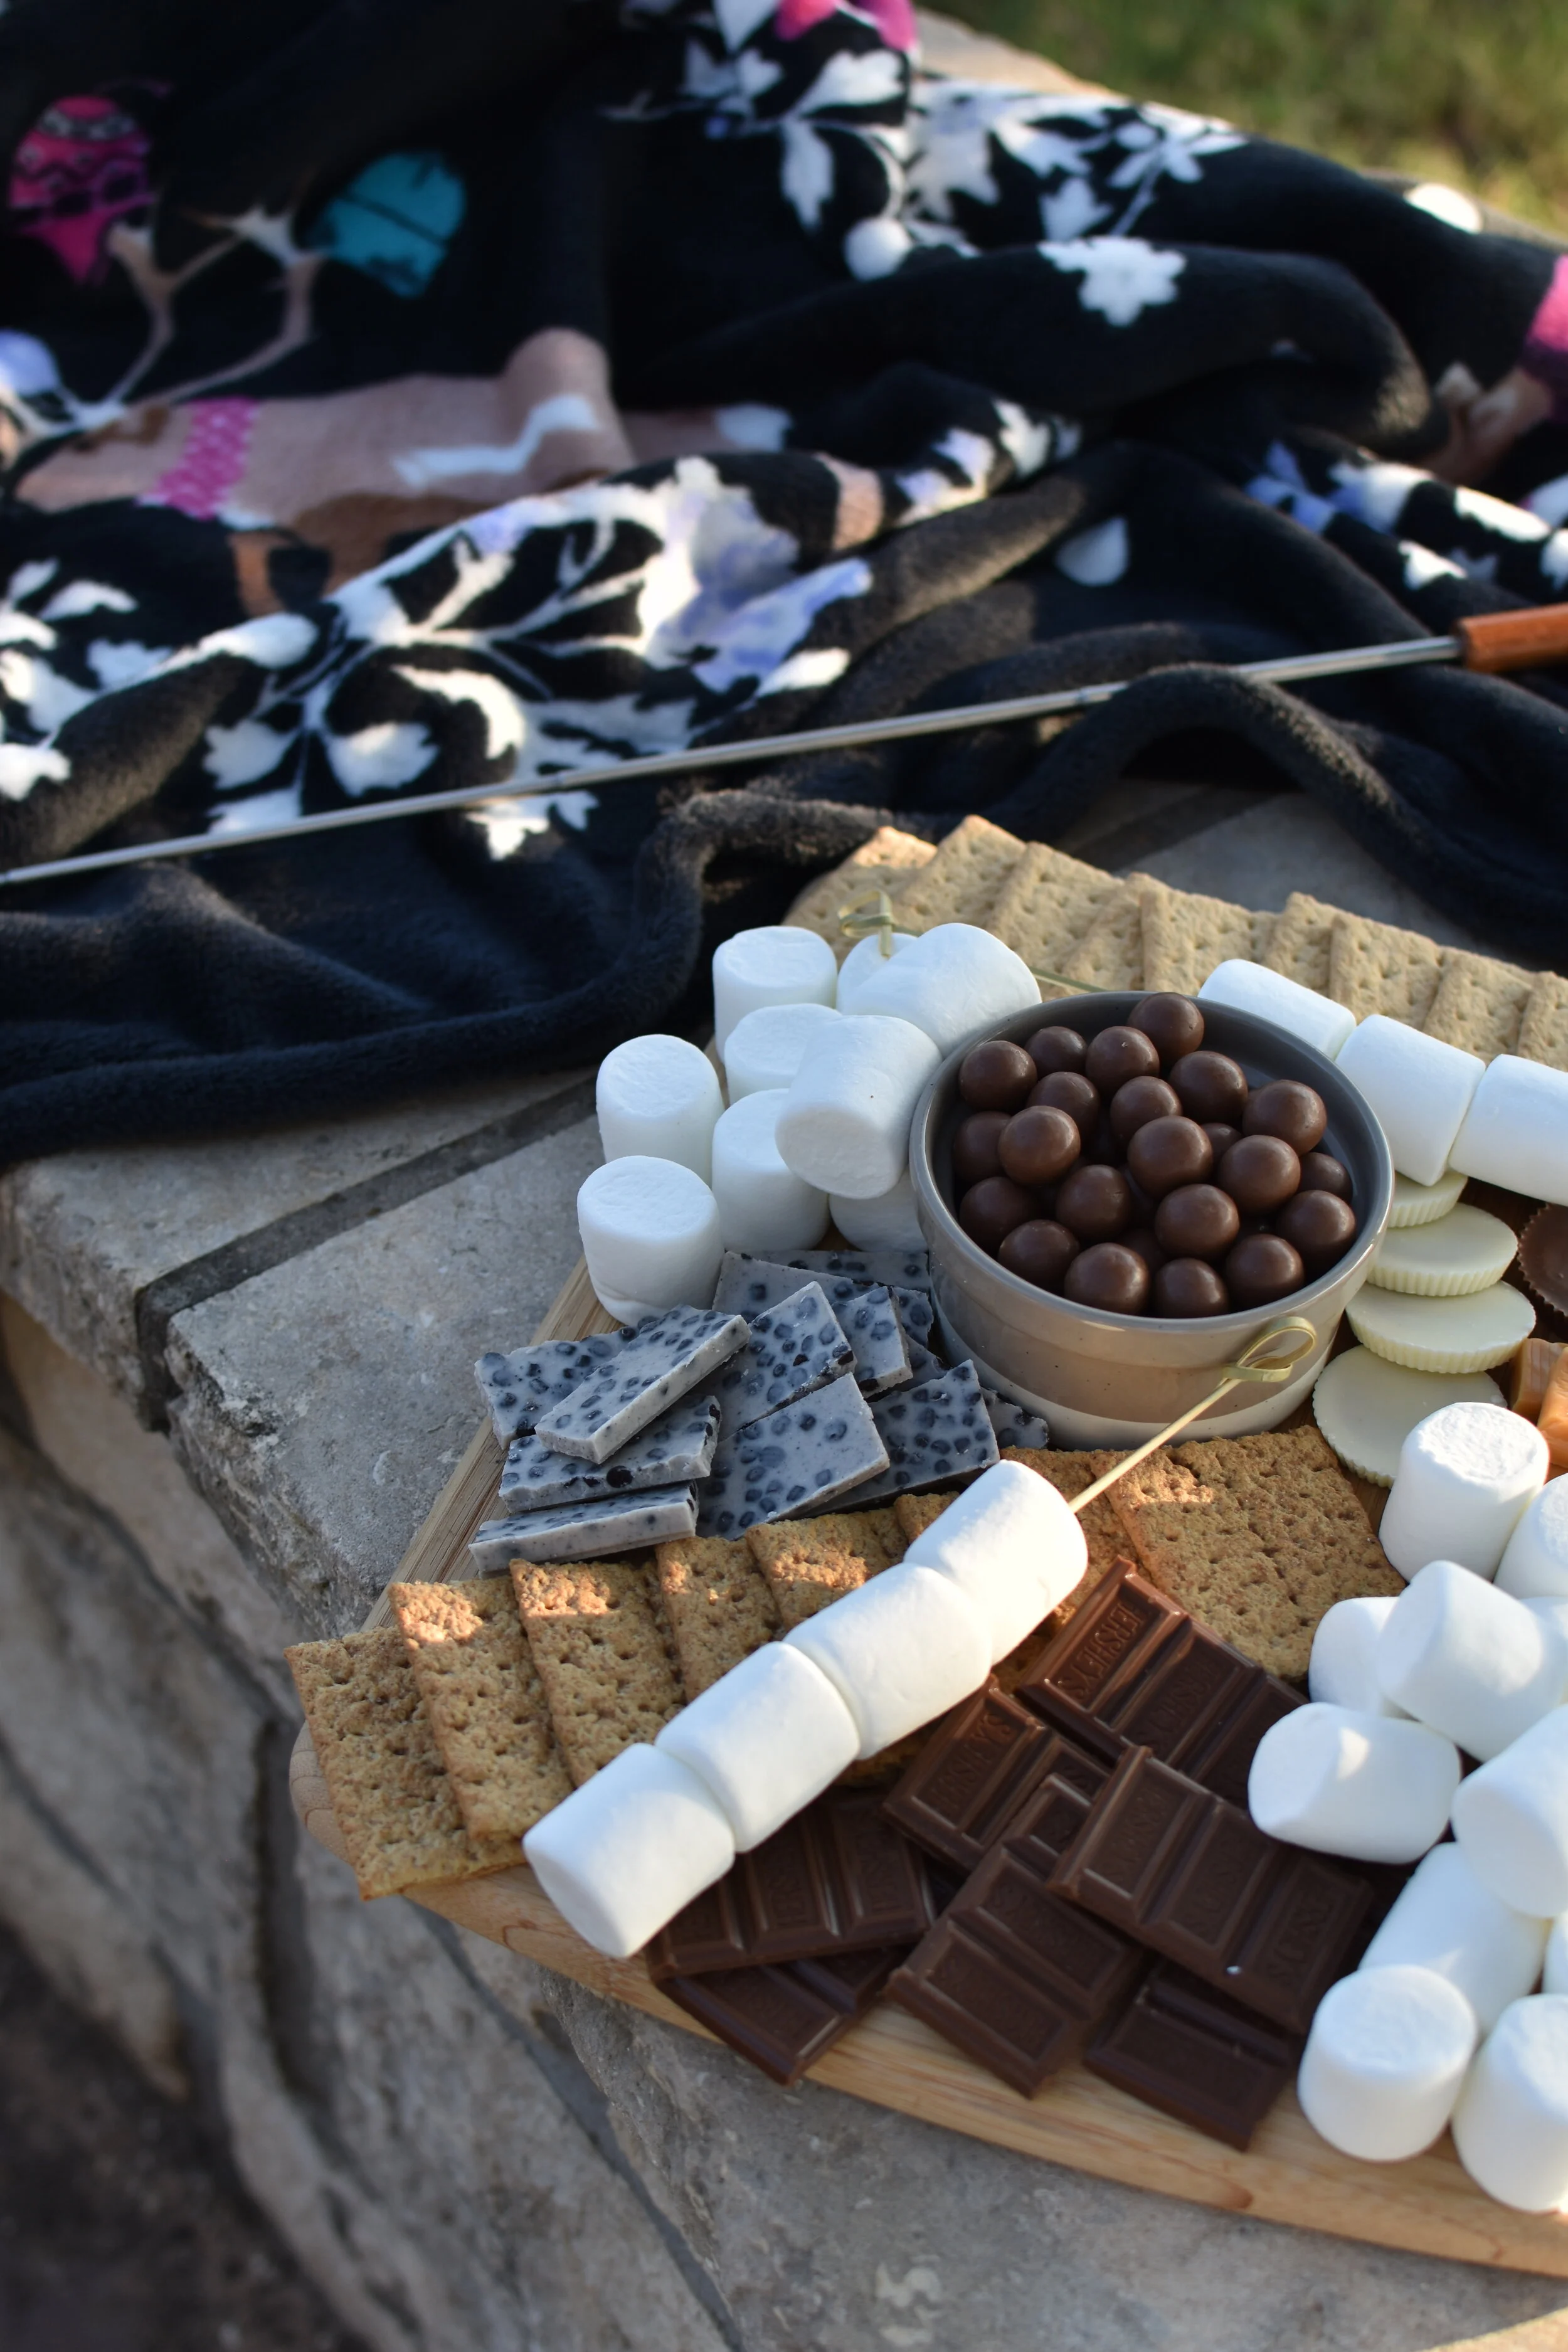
[2,0,1567,1158]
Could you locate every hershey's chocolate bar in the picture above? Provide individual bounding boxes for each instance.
[660,1946,904,2088]
[882,1682,1112,1874]
[1085,1962,1301,2151]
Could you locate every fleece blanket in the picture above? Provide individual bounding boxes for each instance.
[2,0,1568,1161]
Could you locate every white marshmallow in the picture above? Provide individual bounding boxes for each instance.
[1308,1595,1409,1717]
[712,926,838,1054]
[522,1743,736,1958]
[784,1560,992,1759]
[1545,1914,1568,1996]
[709,1089,828,1255]
[1358,1843,1549,2033]
[835,929,917,1013]
[1247,1703,1459,1862]
[1378,1401,1549,1581]
[1197,958,1357,1061]
[1453,1706,1568,1915]
[1451,1055,1568,1207]
[830,1168,926,1251]
[1522,1593,1568,1651]
[1497,1480,1568,1602]
[1375,1559,1568,1761]
[1451,1995,1568,2210]
[655,1643,858,1850]
[1336,1015,1485,1186]
[775,1014,940,1199]
[1298,1966,1476,2162]
[904,1459,1087,1662]
[577,1157,723,1323]
[722,1001,842,1101]
[847,923,1041,1056]
[596,1034,724,1182]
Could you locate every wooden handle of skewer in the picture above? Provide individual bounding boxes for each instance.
[1455,604,1568,672]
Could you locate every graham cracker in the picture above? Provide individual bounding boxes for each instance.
[746,1508,905,1629]
[286,1628,517,1899]
[885,812,1026,935]
[892,1489,959,1544]
[655,1534,781,1700]
[1106,1425,1401,1680]
[989,841,1123,982]
[1423,948,1535,1059]
[511,1559,685,1786]
[1261,891,1338,993]
[1069,872,1160,990]
[1518,970,1568,1072]
[785,824,937,956]
[1139,884,1272,995]
[1328,912,1444,1026]
[389,1578,571,1840]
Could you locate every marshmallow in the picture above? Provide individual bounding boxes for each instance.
[1453,1707,1568,1915]
[1197,958,1356,1061]
[709,1089,829,1256]
[1310,1347,1503,1488]
[655,1643,859,1849]
[775,1014,940,1199]
[1336,1015,1485,1185]
[712,926,838,1055]
[1497,1478,1568,1602]
[785,1560,992,1759]
[576,1157,723,1323]
[1298,1966,1477,2162]
[1359,1845,1548,2034]
[1451,1996,1568,2210]
[1546,1915,1568,1996]
[1379,1401,1549,1580]
[522,1743,736,1958]
[1522,1593,1568,1651]
[1452,1055,1568,1208]
[830,1168,926,1251]
[847,923,1041,1056]
[836,929,917,1013]
[1247,1703,1459,1863]
[722,1001,842,1101]
[595,1034,724,1183]
[1308,1595,1409,1717]
[1376,1559,1568,1761]
[903,1459,1087,1662]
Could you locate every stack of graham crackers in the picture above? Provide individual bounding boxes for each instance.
[288,1429,1397,1904]
[786,813,1568,1066]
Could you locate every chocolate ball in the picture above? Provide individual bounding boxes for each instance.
[1153,1183,1241,1262]
[1084,1024,1162,1094]
[1024,1025,1087,1077]
[1130,992,1205,1066]
[1119,1226,1168,1276]
[1029,1069,1101,1130]
[1224,1232,1305,1307]
[999,1218,1079,1291]
[1126,1114,1214,1200]
[1065,1242,1150,1316]
[1274,1188,1359,1273]
[1202,1121,1242,1163]
[958,1038,1037,1113]
[958,1176,1037,1254]
[1054,1162,1134,1243]
[952,1111,1009,1188]
[1243,1078,1328,1156]
[1153,1258,1231,1318]
[998,1104,1081,1187]
[1298,1151,1352,1201]
[1170,1050,1248,1126]
[1219,1133,1301,1216]
[1108,1074,1182,1144]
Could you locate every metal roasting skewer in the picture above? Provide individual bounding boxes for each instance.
[4,603,1568,889]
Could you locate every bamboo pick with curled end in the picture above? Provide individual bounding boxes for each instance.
[837,882,1086,994]
[1067,1316,1320,1511]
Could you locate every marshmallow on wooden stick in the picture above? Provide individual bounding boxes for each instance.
[596,1035,723,1182]
[1451,1996,1568,2210]
[1453,1707,1568,1916]
[712,926,837,1055]
[1375,1559,1568,1762]
[1198,959,1356,1061]
[655,1642,859,1850]
[1308,1595,1409,1718]
[1546,1915,1568,1997]
[523,1743,736,1958]
[710,1089,829,1256]
[785,1561,992,1759]
[1378,1401,1548,1581]
[836,929,916,1014]
[1451,1056,1568,1208]
[1358,1843,1549,2035]
[848,923,1041,1056]
[1336,1015,1485,1185]
[1298,1965,1476,2162]
[775,1014,940,1199]
[577,1157,723,1323]
[830,1169,925,1251]
[1248,1703,1459,1863]
[722,1001,842,1101]
[903,1458,1087,1661]
[1497,1480,1568,1603]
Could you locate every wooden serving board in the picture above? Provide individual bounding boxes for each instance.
[290,1261,1568,2280]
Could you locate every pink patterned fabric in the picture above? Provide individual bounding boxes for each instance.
[142,399,257,519]
[1522,255,1568,420]
[775,0,916,50]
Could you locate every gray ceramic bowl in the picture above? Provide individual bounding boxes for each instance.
[909,993,1393,1446]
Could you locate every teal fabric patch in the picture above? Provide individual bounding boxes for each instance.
[306,152,465,297]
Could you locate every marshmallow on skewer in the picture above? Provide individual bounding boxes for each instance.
[830,1168,925,1251]
[1298,1965,1477,2162]
[1378,1401,1548,1581]
[1308,1595,1409,1717]
[1336,1015,1485,1185]
[1451,1056,1568,1208]
[847,923,1041,1056]
[1546,1916,1568,1996]
[836,930,916,1014]
[785,1561,992,1759]
[1197,959,1356,1061]
[712,927,837,1055]
[1358,1844,1549,2034]
[775,1014,940,1199]
[523,1743,736,1958]
[596,1034,724,1182]
[655,1642,859,1850]
[577,1157,723,1323]
[1497,1480,1568,1602]
[710,1089,829,1256]
[1451,1996,1568,2210]
[1453,1707,1568,1916]
[722,1002,842,1101]
[903,1458,1087,1662]
[1375,1559,1568,1762]
[1248,1703,1459,1863]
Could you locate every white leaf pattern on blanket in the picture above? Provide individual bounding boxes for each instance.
[1039,236,1185,326]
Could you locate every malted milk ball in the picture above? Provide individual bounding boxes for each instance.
[1024,1025,1087,1076]
[1030,1069,1100,1128]
[1108,1074,1182,1143]
[958,1038,1037,1113]
[1244,1078,1328,1155]
[1171,1049,1249,1126]
[1084,1024,1161,1093]
[1130,992,1205,1064]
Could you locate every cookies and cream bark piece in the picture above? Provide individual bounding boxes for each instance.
[1337,1014,1485,1185]
[470,1486,698,1570]
[1359,1845,1549,2035]
[705,1283,854,1433]
[783,1244,932,1292]
[1197,958,1355,1060]
[1379,1399,1548,1578]
[524,1743,736,1959]
[498,1392,720,1512]
[534,1303,748,1463]
[475,1333,627,1443]
[696,1374,889,1537]
[837,1362,999,1507]
[576,1158,725,1327]
[1377,1559,1568,1761]
[1247,1702,1459,1863]
[981,1389,1051,1451]
[596,1033,723,1182]
[1298,1966,1476,2164]
[775,1013,939,1199]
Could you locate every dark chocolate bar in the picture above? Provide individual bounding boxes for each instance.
[881,1682,1113,1873]
[661,1946,904,2087]
[1085,1962,1301,2150]
[648,1788,937,1978]
[1049,1745,1370,2033]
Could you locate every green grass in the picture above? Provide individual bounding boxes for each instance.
[942,0,1568,238]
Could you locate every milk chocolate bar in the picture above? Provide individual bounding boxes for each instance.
[660,1946,904,2088]
[1085,1962,1301,2150]
[882,1682,1112,1874]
